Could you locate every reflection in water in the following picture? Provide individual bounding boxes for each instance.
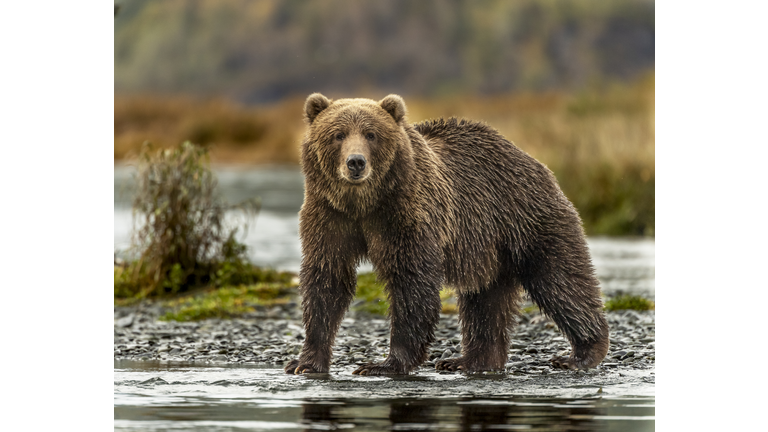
[292,398,654,432]
[389,399,437,430]
[114,362,654,431]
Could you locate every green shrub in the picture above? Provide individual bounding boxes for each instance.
[115,141,259,299]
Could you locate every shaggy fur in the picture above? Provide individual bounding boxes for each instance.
[284,93,609,376]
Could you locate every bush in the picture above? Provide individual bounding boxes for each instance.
[115,141,259,299]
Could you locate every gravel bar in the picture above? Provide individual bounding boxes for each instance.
[114,303,654,374]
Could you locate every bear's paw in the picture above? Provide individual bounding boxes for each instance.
[435,356,505,374]
[284,358,327,374]
[550,355,599,371]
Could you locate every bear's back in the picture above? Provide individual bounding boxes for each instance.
[413,117,553,197]
[413,117,576,289]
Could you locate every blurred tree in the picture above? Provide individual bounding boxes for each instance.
[114,0,654,103]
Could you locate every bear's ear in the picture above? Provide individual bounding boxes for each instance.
[304,93,332,124]
[379,94,407,124]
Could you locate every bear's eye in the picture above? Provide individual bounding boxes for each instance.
[365,132,375,141]
[335,132,346,141]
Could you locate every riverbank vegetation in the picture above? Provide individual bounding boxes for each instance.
[115,74,653,236]
[114,142,294,304]
[114,138,653,320]
[604,294,655,312]
[136,269,655,322]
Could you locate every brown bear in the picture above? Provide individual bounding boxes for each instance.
[284,93,609,376]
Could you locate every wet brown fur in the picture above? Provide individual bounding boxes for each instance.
[285,93,609,376]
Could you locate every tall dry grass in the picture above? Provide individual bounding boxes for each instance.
[405,74,655,235]
[115,73,654,235]
[114,95,305,164]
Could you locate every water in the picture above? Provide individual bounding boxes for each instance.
[115,361,654,431]
[114,166,655,430]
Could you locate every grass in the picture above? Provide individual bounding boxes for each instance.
[353,273,390,316]
[604,294,655,312]
[114,96,303,164]
[115,73,653,237]
[119,266,655,321]
[159,283,297,322]
[351,275,657,317]
[353,272,459,316]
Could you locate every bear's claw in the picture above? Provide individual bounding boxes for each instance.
[434,358,465,372]
[435,356,504,373]
[284,359,300,374]
[550,355,589,371]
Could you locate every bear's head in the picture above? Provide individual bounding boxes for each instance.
[301,93,412,217]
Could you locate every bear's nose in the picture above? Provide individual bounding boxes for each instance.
[346,154,367,177]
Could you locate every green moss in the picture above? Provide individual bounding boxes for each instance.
[604,294,655,312]
[352,273,459,315]
[353,273,389,316]
[159,283,296,321]
[521,304,540,314]
[439,288,458,314]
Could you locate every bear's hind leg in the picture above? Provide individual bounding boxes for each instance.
[435,282,520,373]
[523,260,610,370]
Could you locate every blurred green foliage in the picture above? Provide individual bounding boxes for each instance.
[115,0,654,102]
[555,162,654,236]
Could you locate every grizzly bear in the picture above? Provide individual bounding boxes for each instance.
[284,93,609,375]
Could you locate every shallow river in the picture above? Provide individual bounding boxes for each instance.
[115,361,653,432]
[114,166,655,430]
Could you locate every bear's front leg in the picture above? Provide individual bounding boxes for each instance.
[351,275,442,375]
[286,261,357,374]
[285,203,364,375]
[353,229,443,376]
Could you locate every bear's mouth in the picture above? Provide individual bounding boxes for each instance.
[339,166,371,184]
[344,173,369,184]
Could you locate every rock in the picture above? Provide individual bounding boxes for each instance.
[116,315,134,328]
[621,350,636,360]
[510,340,527,349]
[113,298,654,369]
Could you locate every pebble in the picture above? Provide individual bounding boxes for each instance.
[114,303,655,373]
[116,315,134,328]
